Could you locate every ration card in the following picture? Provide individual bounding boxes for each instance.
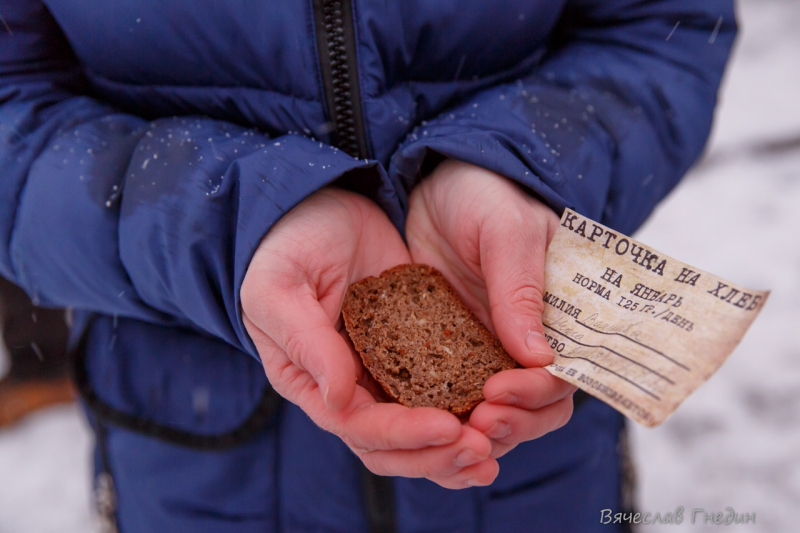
[543,209,769,426]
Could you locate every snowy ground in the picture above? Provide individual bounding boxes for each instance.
[0,1,798,531]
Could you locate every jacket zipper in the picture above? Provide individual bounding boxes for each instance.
[312,0,369,159]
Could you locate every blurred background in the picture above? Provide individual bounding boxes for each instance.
[631,0,800,530]
[0,0,798,530]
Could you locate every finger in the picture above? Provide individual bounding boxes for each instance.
[462,418,518,462]
[340,400,463,452]
[461,418,519,460]
[428,457,499,489]
[247,319,463,453]
[482,368,577,410]
[363,454,499,490]
[480,197,560,368]
[257,291,357,410]
[470,396,574,448]
[251,309,465,453]
[452,457,500,489]
[359,425,497,485]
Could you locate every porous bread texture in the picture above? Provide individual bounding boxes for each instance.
[342,264,518,415]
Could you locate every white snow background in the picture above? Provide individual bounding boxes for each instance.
[0,0,798,531]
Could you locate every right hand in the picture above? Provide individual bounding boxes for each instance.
[240,188,498,488]
[405,160,575,459]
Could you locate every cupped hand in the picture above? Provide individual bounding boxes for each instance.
[241,187,498,488]
[406,160,577,458]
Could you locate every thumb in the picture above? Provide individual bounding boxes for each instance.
[480,205,558,368]
[258,290,357,411]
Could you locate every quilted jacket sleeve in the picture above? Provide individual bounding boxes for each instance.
[0,1,401,356]
[390,0,736,235]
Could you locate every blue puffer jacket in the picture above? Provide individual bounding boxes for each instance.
[1,1,734,531]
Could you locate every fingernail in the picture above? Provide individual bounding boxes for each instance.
[316,374,329,405]
[428,435,455,446]
[485,391,520,405]
[466,478,487,487]
[455,449,485,468]
[487,421,511,439]
[526,330,554,363]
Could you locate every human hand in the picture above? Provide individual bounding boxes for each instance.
[241,188,498,488]
[406,160,576,458]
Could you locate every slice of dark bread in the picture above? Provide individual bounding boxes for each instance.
[342,264,518,415]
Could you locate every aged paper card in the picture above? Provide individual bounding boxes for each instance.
[543,209,769,426]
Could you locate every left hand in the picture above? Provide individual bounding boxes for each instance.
[406,159,577,458]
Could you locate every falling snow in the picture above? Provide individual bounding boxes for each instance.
[0,2,797,532]
[709,16,724,44]
[666,21,681,42]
